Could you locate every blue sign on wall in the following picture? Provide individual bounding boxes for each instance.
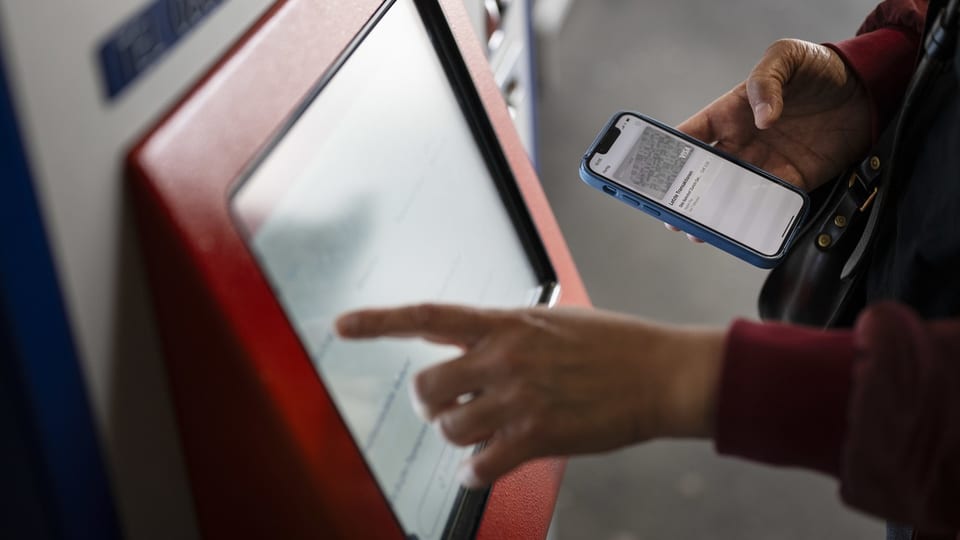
[98,0,226,99]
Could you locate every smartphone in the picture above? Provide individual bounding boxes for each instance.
[579,111,809,268]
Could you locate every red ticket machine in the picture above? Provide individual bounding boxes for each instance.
[128,0,589,538]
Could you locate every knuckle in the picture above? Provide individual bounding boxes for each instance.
[759,39,800,77]
[496,383,524,410]
[412,303,439,326]
[502,328,538,357]
[480,343,520,380]
[767,38,801,58]
[492,354,520,379]
[495,310,534,335]
[347,312,372,335]
[499,353,536,386]
[515,415,545,440]
[769,38,792,51]
[500,377,547,413]
[437,415,468,445]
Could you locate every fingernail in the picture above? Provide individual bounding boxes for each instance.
[753,102,773,127]
[456,463,481,488]
[410,396,428,421]
[408,379,429,421]
[335,314,359,336]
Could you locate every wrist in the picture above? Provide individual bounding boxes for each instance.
[662,327,726,439]
[826,28,923,139]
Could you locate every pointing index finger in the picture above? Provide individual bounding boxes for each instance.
[335,303,492,346]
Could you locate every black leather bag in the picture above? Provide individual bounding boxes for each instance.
[758,142,890,327]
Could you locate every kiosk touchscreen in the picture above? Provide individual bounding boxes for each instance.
[129,0,587,536]
[230,0,556,537]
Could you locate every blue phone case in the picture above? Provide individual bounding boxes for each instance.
[579,111,810,269]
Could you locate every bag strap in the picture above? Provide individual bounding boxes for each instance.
[837,0,960,279]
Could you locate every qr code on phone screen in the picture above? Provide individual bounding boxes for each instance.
[614,127,692,200]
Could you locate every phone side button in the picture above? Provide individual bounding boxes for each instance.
[641,205,661,217]
[622,194,642,207]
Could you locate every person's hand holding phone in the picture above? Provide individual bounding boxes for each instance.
[666,39,872,240]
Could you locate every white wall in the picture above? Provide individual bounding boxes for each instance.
[0,1,272,537]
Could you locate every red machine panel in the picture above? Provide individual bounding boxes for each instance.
[128,0,590,538]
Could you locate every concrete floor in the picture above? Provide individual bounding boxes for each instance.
[535,0,885,538]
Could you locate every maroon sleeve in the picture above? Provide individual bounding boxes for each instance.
[824,0,927,137]
[714,303,960,531]
[854,0,927,35]
[714,320,854,476]
[841,303,960,532]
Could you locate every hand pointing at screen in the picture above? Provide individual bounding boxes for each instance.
[336,303,724,488]
[334,39,876,491]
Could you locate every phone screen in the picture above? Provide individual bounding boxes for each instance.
[588,114,805,256]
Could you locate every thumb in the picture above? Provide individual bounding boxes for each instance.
[745,39,802,130]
